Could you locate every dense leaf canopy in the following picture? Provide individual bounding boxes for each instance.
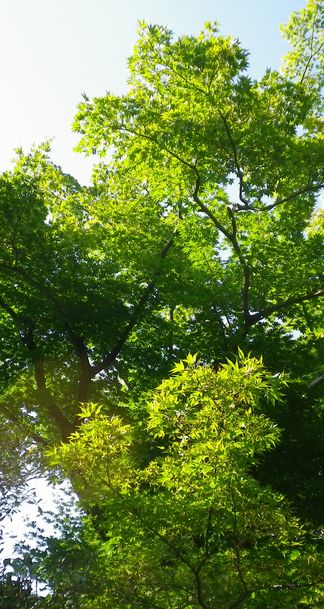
[0,1,323,607]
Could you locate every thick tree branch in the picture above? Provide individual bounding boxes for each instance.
[308,373,324,390]
[203,506,213,559]
[192,568,210,609]
[0,293,74,440]
[0,264,93,404]
[67,332,93,402]
[19,325,74,440]
[217,315,230,351]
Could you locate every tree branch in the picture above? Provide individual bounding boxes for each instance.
[299,3,323,85]
[92,231,176,377]
[247,288,324,328]
[228,577,324,609]
[191,171,233,241]
[0,400,48,447]
[115,119,255,337]
[226,207,251,330]
[19,325,74,440]
[260,183,323,212]
[230,490,249,596]
[0,264,93,404]
[0,293,74,440]
[119,123,195,173]
[217,110,250,207]
[192,175,253,333]
[216,114,322,216]
[300,40,324,83]
[67,332,93,402]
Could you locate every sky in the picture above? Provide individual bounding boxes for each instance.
[0,0,306,186]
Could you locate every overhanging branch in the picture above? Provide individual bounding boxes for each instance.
[259,183,323,212]
[247,288,324,328]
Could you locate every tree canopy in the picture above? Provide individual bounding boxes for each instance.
[0,1,323,607]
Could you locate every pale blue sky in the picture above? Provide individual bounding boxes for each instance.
[0,0,305,184]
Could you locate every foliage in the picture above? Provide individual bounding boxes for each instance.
[0,3,322,450]
[36,354,322,608]
[281,0,324,90]
[0,1,323,606]
[0,571,36,609]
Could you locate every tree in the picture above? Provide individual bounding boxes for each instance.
[0,0,323,605]
[38,353,323,609]
[0,572,36,609]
